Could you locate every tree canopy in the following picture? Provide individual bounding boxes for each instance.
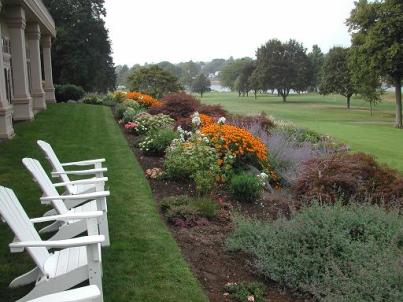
[191,74,211,97]
[43,0,116,92]
[128,65,183,98]
[254,39,312,102]
[347,0,403,127]
[219,58,253,91]
[320,47,357,109]
[308,45,325,92]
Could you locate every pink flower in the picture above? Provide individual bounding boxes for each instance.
[124,122,138,129]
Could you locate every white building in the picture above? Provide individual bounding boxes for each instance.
[0,0,56,139]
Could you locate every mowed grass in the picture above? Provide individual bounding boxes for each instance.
[0,104,207,302]
[201,92,403,172]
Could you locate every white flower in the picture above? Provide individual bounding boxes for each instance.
[217,117,226,125]
[192,116,201,127]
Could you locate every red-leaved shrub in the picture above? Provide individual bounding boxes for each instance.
[198,104,228,118]
[149,92,200,121]
[294,152,403,208]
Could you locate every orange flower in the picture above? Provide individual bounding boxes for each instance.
[199,114,214,126]
[127,91,162,108]
[200,124,268,162]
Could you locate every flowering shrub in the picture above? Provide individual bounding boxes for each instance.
[124,121,138,130]
[127,91,162,108]
[145,168,163,179]
[200,114,214,126]
[129,112,174,135]
[139,128,178,155]
[200,124,268,165]
[164,133,220,180]
[111,91,128,103]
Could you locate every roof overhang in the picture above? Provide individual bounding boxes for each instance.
[2,0,56,37]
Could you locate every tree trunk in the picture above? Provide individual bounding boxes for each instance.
[370,101,373,116]
[347,95,351,109]
[254,90,257,100]
[200,91,203,98]
[395,77,402,128]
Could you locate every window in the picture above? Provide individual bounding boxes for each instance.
[4,68,12,104]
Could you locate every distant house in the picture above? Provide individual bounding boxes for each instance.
[0,0,56,139]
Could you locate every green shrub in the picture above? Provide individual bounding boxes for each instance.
[224,282,266,302]
[230,173,262,203]
[194,170,215,196]
[191,196,219,219]
[82,94,103,105]
[139,128,178,155]
[122,108,138,123]
[227,203,403,301]
[164,135,219,180]
[161,195,219,227]
[55,84,85,102]
[114,103,128,119]
[132,113,174,135]
[124,100,144,111]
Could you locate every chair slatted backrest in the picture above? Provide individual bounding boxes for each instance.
[0,186,50,274]
[22,158,69,215]
[37,140,75,194]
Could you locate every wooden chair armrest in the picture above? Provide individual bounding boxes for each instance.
[61,159,106,167]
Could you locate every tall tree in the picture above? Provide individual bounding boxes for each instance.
[178,61,201,88]
[234,61,256,97]
[115,65,130,87]
[128,65,182,98]
[43,0,116,92]
[347,0,403,128]
[191,74,211,97]
[157,61,182,79]
[255,39,312,102]
[319,47,357,109]
[219,57,253,91]
[308,45,325,92]
[203,59,227,75]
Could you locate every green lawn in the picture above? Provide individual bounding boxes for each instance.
[0,104,207,302]
[201,92,403,172]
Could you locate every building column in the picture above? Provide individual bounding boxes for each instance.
[42,35,56,103]
[6,5,33,121]
[0,1,15,138]
[27,23,46,113]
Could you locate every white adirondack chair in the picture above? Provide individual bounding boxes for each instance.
[0,186,104,302]
[22,158,110,247]
[37,140,108,214]
[27,285,101,302]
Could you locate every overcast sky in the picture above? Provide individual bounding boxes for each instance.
[104,0,356,66]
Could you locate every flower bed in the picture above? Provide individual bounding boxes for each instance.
[105,90,403,302]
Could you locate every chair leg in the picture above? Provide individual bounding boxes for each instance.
[9,267,40,288]
[99,211,110,247]
[87,244,104,302]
